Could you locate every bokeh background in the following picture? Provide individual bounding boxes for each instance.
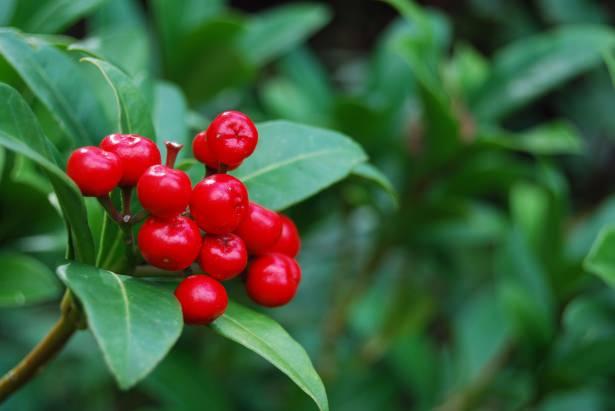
[1,0,615,410]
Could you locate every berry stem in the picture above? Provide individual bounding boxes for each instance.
[128,209,148,225]
[205,166,216,178]
[97,194,122,223]
[165,141,184,168]
[119,187,137,272]
[121,186,132,217]
[0,290,83,403]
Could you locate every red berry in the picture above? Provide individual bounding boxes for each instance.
[268,215,301,257]
[246,253,301,307]
[206,111,258,166]
[192,131,241,171]
[235,203,282,255]
[137,216,201,271]
[199,233,247,281]
[137,165,192,218]
[175,274,228,324]
[100,134,161,186]
[190,174,248,234]
[66,146,122,196]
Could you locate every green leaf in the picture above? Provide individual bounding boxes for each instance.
[0,252,60,307]
[584,226,615,287]
[82,57,155,139]
[605,48,615,86]
[70,26,151,78]
[239,3,331,66]
[57,262,183,389]
[537,0,608,25]
[164,16,251,103]
[478,121,584,155]
[496,228,555,343]
[151,0,225,63]
[351,162,399,207]
[211,301,328,411]
[472,26,615,120]
[388,1,460,165]
[446,43,489,100]
[153,81,189,152]
[0,29,110,146]
[232,121,367,211]
[0,83,95,263]
[567,196,615,260]
[11,0,107,34]
[452,288,512,383]
[0,0,16,25]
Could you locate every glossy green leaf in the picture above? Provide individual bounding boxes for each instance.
[11,0,107,34]
[211,301,328,411]
[82,57,155,139]
[351,162,399,207]
[70,26,150,78]
[240,3,331,66]
[153,81,189,152]
[0,252,60,307]
[472,26,615,120]
[0,0,16,25]
[584,226,615,287]
[0,29,109,146]
[478,121,584,155]
[232,121,367,211]
[0,83,95,263]
[57,262,183,389]
[95,213,128,272]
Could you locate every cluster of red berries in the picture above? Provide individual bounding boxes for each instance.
[66,111,302,325]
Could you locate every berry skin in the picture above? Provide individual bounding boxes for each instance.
[66,146,122,196]
[199,233,247,281]
[190,174,249,234]
[137,216,202,271]
[100,134,161,186]
[137,165,192,218]
[175,274,228,325]
[267,215,301,257]
[193,131,241,171]
[246,253,301,307]
[206,111,258,166]
[235,203,282,255]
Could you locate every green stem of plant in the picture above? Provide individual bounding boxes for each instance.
[119,187,138,272]
[0,290,83,404]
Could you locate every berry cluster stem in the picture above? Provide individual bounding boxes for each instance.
[165,141,183,168]
[0,291,83,403]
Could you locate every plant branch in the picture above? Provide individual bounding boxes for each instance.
[97,194,122,223]
[0,291,82,403]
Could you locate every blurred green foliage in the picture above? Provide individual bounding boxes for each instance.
[1,0,615,410]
